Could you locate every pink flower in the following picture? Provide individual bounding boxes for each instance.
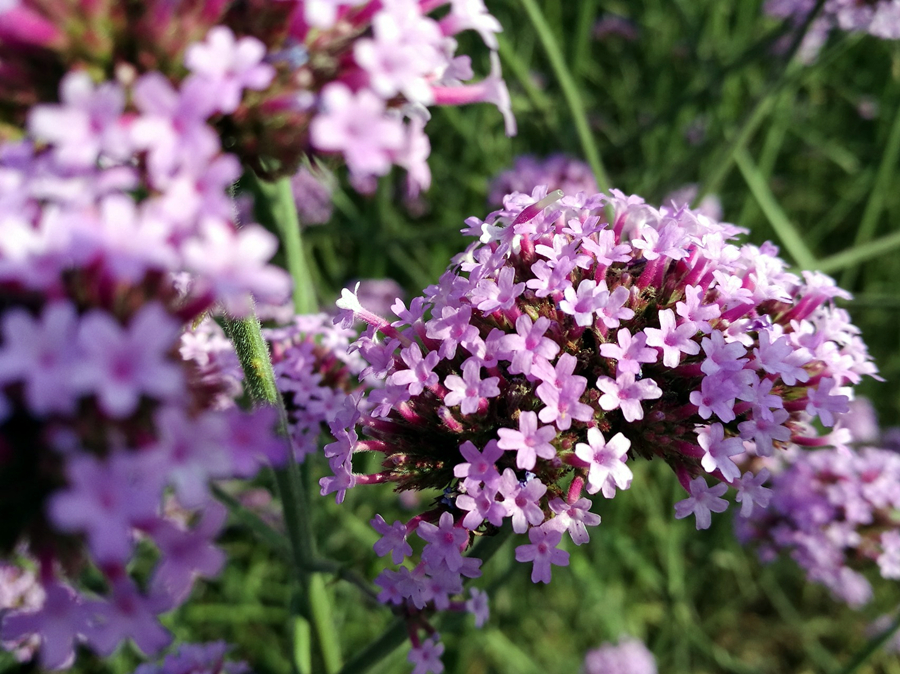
[497,315,560,376]
[644,308,700,367]
[371,515,413,564]
[0,302,82,415]
[498,469,547,533]
[408,635,445,674]
[48,453,163,564]
[697,423,744,482]
[148,504,227,603]
[27,71,127,168]
[465,588,490,628]
[734,469,772,517]
[597,372,662,422]
[674,477,729,530]
[548,497,601,545]
[417,512,468,572]
[514,525,569,584]
[453,440,503,488]
[496,411,557,470]
[560,279,608,326]
[598,328,657,376]
[574,428,633,496]
[74,303,184,418]
[185,26,275,114]
[84,578,172,658]
[391,343,440,396]
[443,359,500,414]
[310,83,406,178]
[0,583,85,670]
[806,377,850,427]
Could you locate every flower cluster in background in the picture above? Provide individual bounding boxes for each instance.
[0,0,514,193]
[764,0,900,63]
[264,312,371,458]
[488,154,597,207]
[582,637,657,674]
[133,642,250,674]
[737,399,900,607]
[326,183,876,665]
[0,33,291,669]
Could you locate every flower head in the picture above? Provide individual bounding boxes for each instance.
[325,184,875,652]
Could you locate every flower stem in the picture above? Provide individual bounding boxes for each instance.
[245,172,318,314]
[223,316,340,674]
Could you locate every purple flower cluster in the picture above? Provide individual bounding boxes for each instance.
[737,401,900,607]
[326,185,875,666]
[0,0,512,192]
[0,35,292,669]
[488,154,597,207]
[264,312,371,459]
[582,637,657,674]
[133,642,250,674]
[765,0,900,62]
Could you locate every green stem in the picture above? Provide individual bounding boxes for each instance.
[517,0,611,193]
[736,88,793,229]
[246,172,318,314]
[833,610,900,674]
[222,309,340,672]
[496,35,556,128]
[221,311,279,405]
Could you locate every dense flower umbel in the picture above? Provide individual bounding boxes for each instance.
[737,401,900,607]
[0,0,514,188]
[326,185,875,666]
[0,50,288,669]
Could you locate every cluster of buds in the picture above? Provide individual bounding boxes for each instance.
[0,0,514,191]
[737,400,900,607]
[326,184,876,665]
[0,32,291,669]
